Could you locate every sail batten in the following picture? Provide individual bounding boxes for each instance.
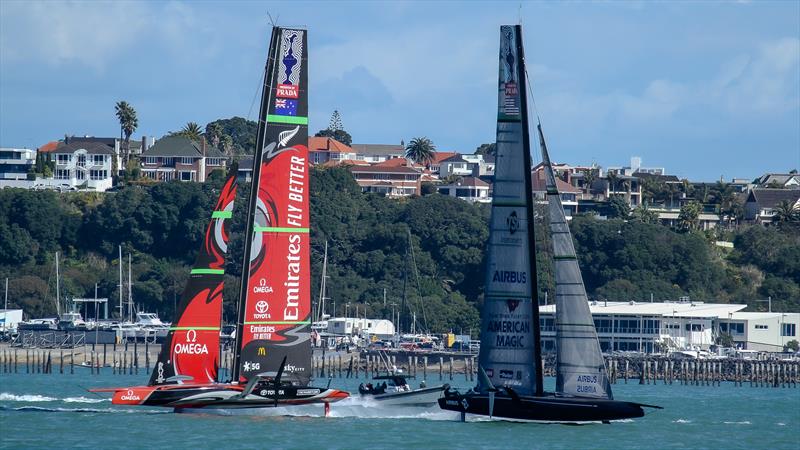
[537,124,613,400]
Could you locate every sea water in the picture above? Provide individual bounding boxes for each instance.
[1,370,798,449]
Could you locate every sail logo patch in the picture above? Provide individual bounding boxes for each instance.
[276,84,299,99]
[492,270,527,284]
[506,299,520,312]
[173,329,209,355]
[279,30,303,86]
[120,390,141,401]
[255,301,269,314]
[275,99,298,116]
[253,278,273,294]
[506,211,519,235]
[499,370,514,380]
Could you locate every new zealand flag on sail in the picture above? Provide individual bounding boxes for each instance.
[274,99,298,116]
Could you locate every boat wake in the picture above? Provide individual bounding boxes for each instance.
[178,396,460,421]
[0,405,167,414]
[0,392,108,404]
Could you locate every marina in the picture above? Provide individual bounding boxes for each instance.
[1,371,798,449]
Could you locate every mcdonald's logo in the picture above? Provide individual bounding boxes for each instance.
[257,347,266,356]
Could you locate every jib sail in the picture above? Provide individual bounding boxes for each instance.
[537,125,612,400]
[233,27,312,385]
[149,175,237,386]
[477,25,543,397]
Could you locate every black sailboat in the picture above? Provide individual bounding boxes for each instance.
[438,25,660,423]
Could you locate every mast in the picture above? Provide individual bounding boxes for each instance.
[118,245,123,320]
[128,253,133,321]
[4,277,8,311]
[55,252,60,316]
[232,27,281,382]
[515,24,544,396]
[317,241,328,322]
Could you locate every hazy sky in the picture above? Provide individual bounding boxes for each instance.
[1,1,798,181]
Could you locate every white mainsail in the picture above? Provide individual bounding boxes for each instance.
[537,125,613,399]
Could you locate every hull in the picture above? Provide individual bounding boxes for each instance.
[360,386,446,407]
[93,383,348,409]
[438,389,652,423]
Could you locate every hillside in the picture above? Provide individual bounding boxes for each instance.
[1,167,797,333]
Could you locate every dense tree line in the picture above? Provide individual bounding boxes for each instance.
[1,168,797,333]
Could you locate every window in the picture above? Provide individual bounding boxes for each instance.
[782,323,796,337]
[144,157,157,165]
[593,318,612,333]
[754,324,768,330]
[180,171,194,181]
[615,319,640,333]
[55,169,70,179]
[729,323,744,334]
[207,158,220,166]
[685,323,703,332]
[77,155,86,167]
[539,318,555,332]
[665,323,680,330]
[93,155,105,165]
[76,170,85,180]
[180,157,194,165]
[90,170,107,180]
[456,188,471,198]
[162,157,174,166]
[57,154,70,164]
[643,319,661,334]
[438,188,450,195]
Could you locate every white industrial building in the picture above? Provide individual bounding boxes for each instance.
[538,301,800,354]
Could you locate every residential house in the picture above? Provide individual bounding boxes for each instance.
[0,148,35,184]
[140,136,226,182]
[607,156,665,176]
[754,173,800,189]
[49,141,115,191]
[439,154,473,178]
[349,143,405,163]
[462,154,496,177]
[308,137,356,165]
[531,167,584,217]
[348,159,422,197]
[744,189,800,224]
[437,176,491,203]
[428,151,459,174]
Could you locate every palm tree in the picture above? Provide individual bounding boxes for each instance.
[582,168,598,195]
[774,200,799,223]
[206,123,222,149]
[606,170,619,197]
[178,122,203,142]
[405,137,436,167]
[114,101,138,170]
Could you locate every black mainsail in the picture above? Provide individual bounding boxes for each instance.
[477,24,542,397]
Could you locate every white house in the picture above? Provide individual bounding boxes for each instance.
[0,148,35,186]
[45,141,114,191]
[437,176,491,203]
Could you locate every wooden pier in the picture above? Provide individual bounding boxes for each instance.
[1,343,798,388]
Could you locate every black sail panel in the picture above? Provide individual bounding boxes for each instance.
[477,25,539,396]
